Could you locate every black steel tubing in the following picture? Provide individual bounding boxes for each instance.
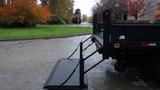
[82,36,92,44]
[83,42,94,51]
[79,42,85,87]
[84,59,105,74]
[93,14,97,34]
[103,9,111,59]
[84,50,98,61]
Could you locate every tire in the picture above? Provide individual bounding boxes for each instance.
[114,62,126,72]
[153,61,160,84]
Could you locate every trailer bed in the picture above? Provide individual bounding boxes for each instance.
[93,34,103,47]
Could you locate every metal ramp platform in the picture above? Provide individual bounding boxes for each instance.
[43,36,107,90]
[43,58,84,90]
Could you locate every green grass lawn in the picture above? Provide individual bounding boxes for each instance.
[0,25,92,41]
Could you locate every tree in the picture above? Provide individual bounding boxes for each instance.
[102,0,122,21]
[41,0,48,6]
[154,1,160,20]
[0,0,4,6]
[0,0,52,27]
[93,0,129,22]
[128,0,152,20]
[92,3,103,22]
[92,0,152,21]
[118,0,129,21]
[72,8,81,24]
[87,16,93,23]
[40,0,74,23]
[82,14,87,22]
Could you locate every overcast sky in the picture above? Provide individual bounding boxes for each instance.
[74,0,99,16]
[37,0,99,16]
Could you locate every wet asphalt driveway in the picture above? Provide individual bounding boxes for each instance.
[0,35,159,90]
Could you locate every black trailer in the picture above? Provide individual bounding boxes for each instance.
[92,9,160,84]
[43,9,160,90]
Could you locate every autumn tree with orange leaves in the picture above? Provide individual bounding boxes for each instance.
[93,0,152,22]
[154,1,160,20]
[128,0,152,20]
[0,0,52,27]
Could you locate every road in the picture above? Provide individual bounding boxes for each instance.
[80,22,92,27]
[0,35,159,90]
[70,22,92,27]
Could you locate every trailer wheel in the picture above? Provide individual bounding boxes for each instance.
[114,62,126,72]
[153,61,160,84]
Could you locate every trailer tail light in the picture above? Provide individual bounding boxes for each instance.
[141,42,157,48]
[114,43,120,48]
[141,42,149,48]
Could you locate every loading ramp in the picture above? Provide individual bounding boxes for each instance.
[43,35,107,90]
[43,58,82,90]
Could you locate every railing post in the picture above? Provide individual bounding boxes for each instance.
[93,14,97,34]
[103,9,111,59]
[79,42,85,88]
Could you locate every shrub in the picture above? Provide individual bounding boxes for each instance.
[0,0,52,27]
[153,20,160,24]
[48,16,66,24]
[116,20,150,24]
[127,20,150,24]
